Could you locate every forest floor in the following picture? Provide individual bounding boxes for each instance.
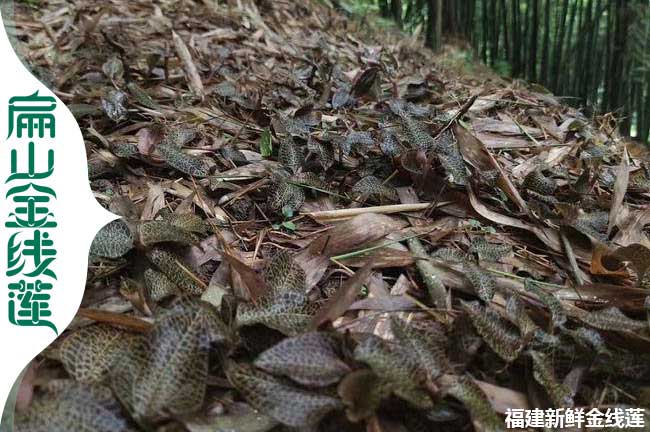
[8,0,650,431]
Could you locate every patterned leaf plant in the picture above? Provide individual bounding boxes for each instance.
[109,297,230,423]
[14,380,137,432]
[236,250,317,336]
[254,331,350,386]
[225,362,343,428]
[90,207,208,305]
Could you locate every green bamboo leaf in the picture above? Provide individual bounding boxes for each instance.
[260,128,272,157]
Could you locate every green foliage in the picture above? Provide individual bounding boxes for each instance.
[60,325,135,384]
[225,362,342,428]
[90,219,134,258]
[236,251,316,336]
[110,298,228,422]
[353,334,433,409]
[14,381,136,432]
[157,142,208,178]
[254,332,350,386]
[260,128,273,157]
[147,249,204,295]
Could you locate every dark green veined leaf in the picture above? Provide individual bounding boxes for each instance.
[464,264,497,302]
[447,375,505,432]
[147,249,204,295]
[278,137,302,173]
[101,89,128,122]
[110,297,229,421]
[112,143,138,158]
[580,306,646,332]
[431,247,471,263]
[529,351,574,408]
[267,178,305,213]
[470,237,512,261]
[229,197,255,221]
[505,295,539,337]
[90,219,134,258]
[144,268,177,302]
[523,169,556,195]
[307,137,335,170]
[461,301,523,362]
[351,176,398,201]
[263,250,306,293]
[60,324,140,384]
[164,212,207,234]
[390,316,448,381]
[379,125,401,157]
[102,56,124,82]
[353,334,432,409]
[139,220,198,247]
[225,362,342,428]
[389,100,435,150]
[165,127,198,147]
[524,279,566,328]
[236,291,316,336]
[254,332,349,386]
[14,381,136,432]
[434,129,467,186]
[126,82,160,110]
[157,142,208,177]
[341,131,374,156]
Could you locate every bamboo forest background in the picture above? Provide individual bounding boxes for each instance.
[359,0,650,144]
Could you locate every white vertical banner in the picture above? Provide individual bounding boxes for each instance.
[0,7,116,426]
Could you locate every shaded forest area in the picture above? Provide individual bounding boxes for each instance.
[372,0,650,144]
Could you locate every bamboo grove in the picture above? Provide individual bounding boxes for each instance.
[374,0,650,144]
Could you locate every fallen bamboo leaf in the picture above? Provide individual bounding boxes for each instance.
[607,147,630,236]
[171,30,204,99]
[309,258,375,329]
[76,308,153,332]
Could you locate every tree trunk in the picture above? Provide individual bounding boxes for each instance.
[527,0,539,81]
[540,0,551,85]
[425,0,442,52]
[391,0,403,28]
[551,0,569,92]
